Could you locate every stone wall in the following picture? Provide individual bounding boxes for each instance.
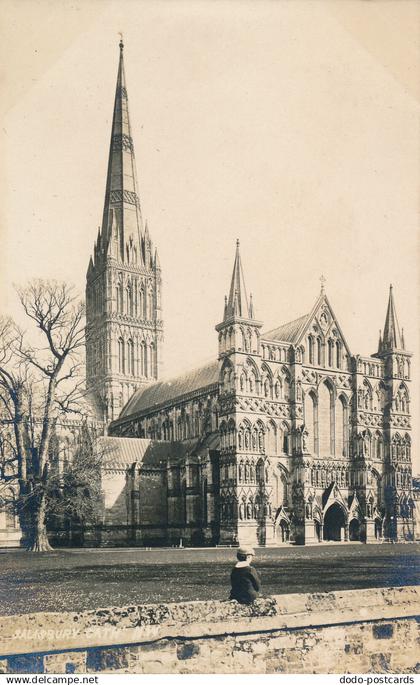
[0,586,419,674]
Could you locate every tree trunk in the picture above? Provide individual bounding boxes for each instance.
[27,491,53,552]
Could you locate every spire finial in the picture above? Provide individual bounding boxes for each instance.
[236,238,240,248]
[380,284,403,352]
[320,274,326,294]
[118,32,124,52]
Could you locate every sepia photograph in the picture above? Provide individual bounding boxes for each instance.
[0,0,419,679]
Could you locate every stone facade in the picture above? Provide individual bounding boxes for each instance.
[82,43,415,548]
[107,256,414,546]
[0,586,419,674]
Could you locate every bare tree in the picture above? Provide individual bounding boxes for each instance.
[0,280,87,551]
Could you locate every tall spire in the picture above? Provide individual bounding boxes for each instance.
[224,239,253,321]
[100,39,144,260]
[379,285,404,352]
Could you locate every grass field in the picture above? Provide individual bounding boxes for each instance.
[0,542,418,616]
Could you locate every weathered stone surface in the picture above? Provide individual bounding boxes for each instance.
[0,586,419,674]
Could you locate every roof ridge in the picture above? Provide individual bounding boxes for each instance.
[119,357,219,419]
[262,312,310,343]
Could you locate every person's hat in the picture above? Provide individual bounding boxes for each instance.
[237,546,255,556]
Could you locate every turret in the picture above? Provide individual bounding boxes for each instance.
[215,240,263,358]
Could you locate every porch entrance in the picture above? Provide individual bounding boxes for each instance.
[349,518,360,541]
[323,503,346,541]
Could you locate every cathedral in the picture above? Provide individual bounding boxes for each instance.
[81,41,415,548]
[1,41,414,549]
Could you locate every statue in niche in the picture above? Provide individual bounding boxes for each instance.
[298,424,309,452]
[250,463,255,482]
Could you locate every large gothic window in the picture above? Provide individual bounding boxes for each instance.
[336,395,348,457]
[304,391,317,455]
[318,381,333,456]
[118,338,125,374]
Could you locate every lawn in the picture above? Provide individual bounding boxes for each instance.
[0,542,418,616]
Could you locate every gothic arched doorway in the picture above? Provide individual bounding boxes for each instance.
[349,518,360,541]
[279,519,290,542]
[323,503,346,541]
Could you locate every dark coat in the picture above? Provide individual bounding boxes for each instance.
[230,565,261,604]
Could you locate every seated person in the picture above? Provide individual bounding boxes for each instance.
[230,546,261,605]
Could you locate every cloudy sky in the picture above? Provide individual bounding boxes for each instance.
[1,0,419,464]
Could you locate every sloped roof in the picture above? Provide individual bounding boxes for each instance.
[263,313,310,343]
[96,436,171,469]
[120,358,219,418]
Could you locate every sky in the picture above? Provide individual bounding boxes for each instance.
[1,0,419,466]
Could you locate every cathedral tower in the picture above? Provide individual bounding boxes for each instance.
[86,41,163,423]
[216,241,264,545]
[376,285,413,540]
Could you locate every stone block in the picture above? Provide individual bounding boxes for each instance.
[86,646,129,672]
[177,642,200,660]
[44,651,87,674]
[373,623,394,640]
[370,652,392,672]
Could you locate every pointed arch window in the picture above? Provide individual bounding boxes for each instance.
[147,288,154,320]
[118,338,125,374]
[336,341,341,369]
[127,339,134,376]
[317,337,322,366]
[283,426,290,455]
[116,282,124,314]
[149,342,155,378]
[308,337,314,365]
[328,340,334,367]
[139,288,144,318]
[336,395,349,457]
[140,342,148,377]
